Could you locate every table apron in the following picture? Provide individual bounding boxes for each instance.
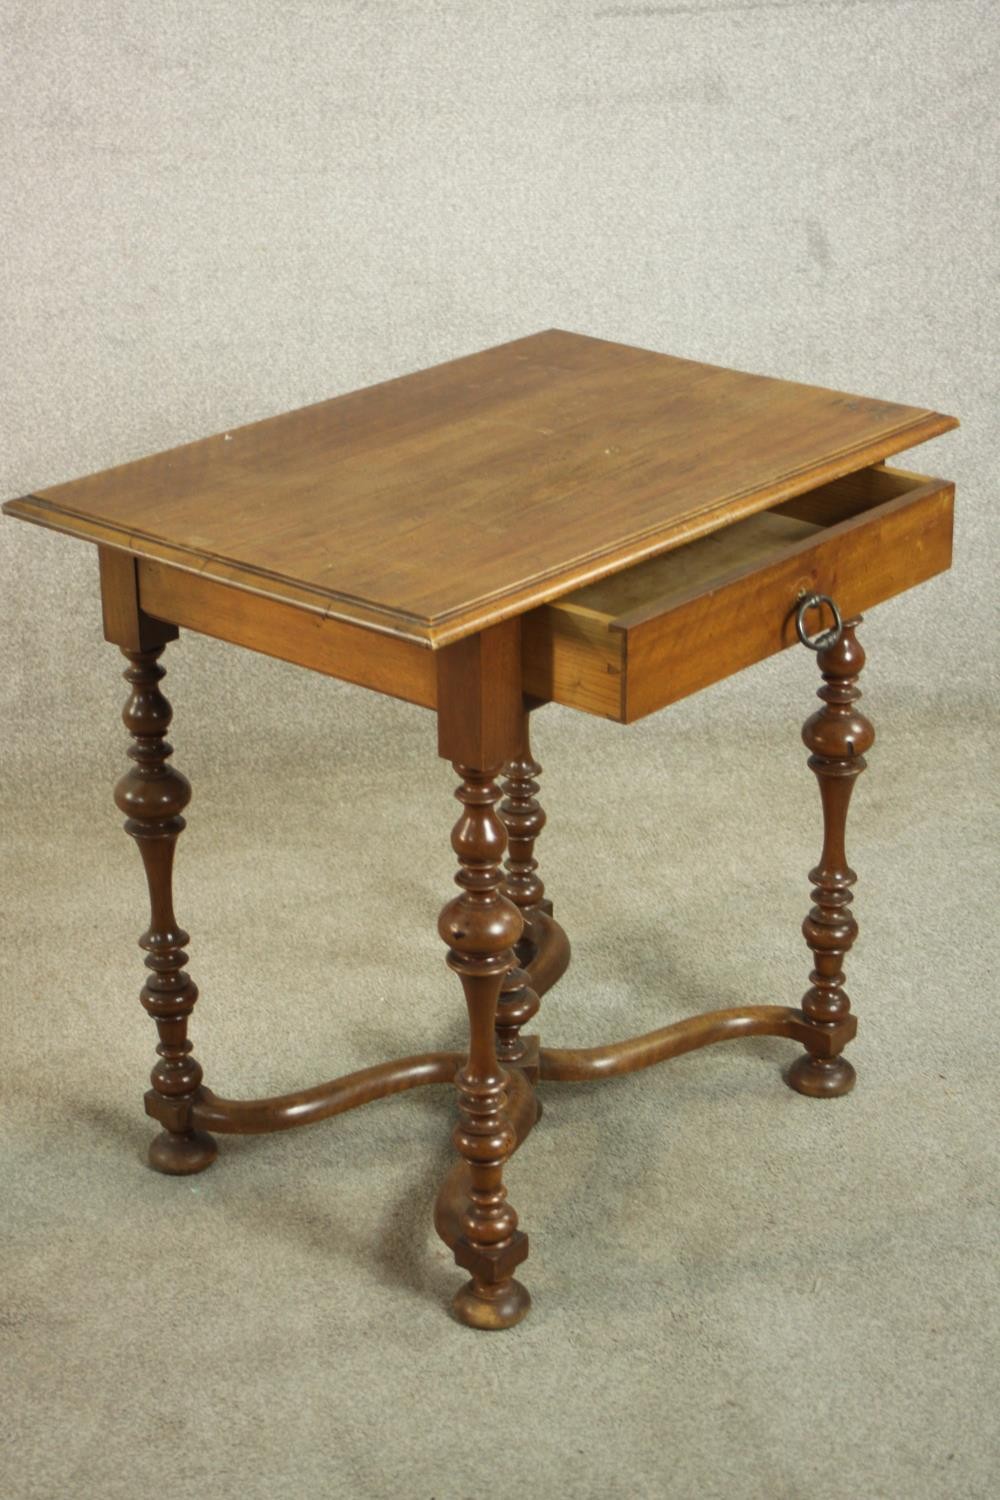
[138,557,438,709]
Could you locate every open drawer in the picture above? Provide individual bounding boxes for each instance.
[522,465,954,722]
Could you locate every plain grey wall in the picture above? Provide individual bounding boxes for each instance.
[2,0,996,770]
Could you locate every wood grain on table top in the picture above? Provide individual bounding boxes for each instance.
[3,329,957,646]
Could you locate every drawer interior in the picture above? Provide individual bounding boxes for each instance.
[552,464,926,629]
[523,463,953,722]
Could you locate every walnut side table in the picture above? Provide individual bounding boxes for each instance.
[4,330,957,1329]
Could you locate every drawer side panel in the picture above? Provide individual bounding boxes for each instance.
[523,606,625,720]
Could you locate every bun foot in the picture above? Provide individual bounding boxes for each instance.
[148,1129,218,1175]
[786,1054,856,1098]
[453,1278,531,1331]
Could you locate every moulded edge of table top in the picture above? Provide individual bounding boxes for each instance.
[2,396,958,651]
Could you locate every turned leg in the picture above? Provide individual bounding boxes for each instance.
[787,617,874,1098]
[496,707,544,1066]
[501,706,550,938]
[437,623,531,1329]
[114,646,216,1172]
[439,763,530,1328]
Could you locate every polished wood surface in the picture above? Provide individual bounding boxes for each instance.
[435,1068,540,1259]
[114,646,217,1174]
[521,909,571,1000]
[194,1053,460,1134]
[524,465,953,721]
[539,1005,856,1081]
[2,329,956,645]
[436,620,531,1329]
[787,620,874,1096]
[138,558,437,709]
[5,332,958,1329]
[496,707,546,1066]
[99,547,177,654]
[190,910,569,1136]
[551,508,818,618]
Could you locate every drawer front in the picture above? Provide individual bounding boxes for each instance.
[523,468,954,723]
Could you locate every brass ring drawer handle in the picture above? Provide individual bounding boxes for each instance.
[795,592,843,652]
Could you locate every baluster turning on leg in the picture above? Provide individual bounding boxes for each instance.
[787,617,874,1098]
[115,647,216,1172]
[496,708,545,1066]
[439,764,530,1328]
[437,622,531,1328]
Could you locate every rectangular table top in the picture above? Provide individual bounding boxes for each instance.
[3,329,956,646]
